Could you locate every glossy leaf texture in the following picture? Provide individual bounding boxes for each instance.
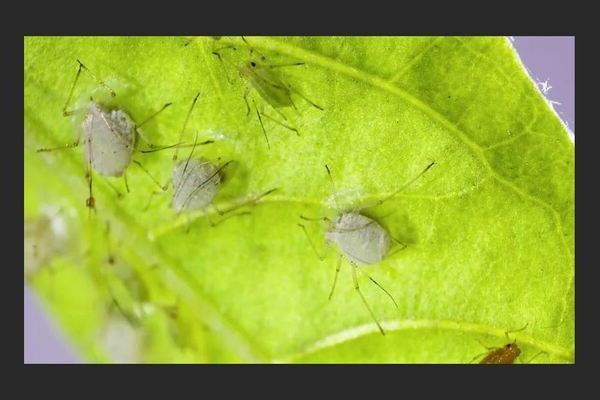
[24,36,574,363]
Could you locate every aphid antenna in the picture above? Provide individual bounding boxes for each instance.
[298,223,327,261]
[63,59,116,117]
[172,131,203,202]
[351,262,385,336]
[211,47,238,84]
[505,323,529,342]
[324,164,341,211]
[362,161,436,211]
[174,92,200,161]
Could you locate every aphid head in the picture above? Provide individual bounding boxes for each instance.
[505,342,521,357]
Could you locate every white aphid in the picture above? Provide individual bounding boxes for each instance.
[325,212,391,266]
[99,314,144,364]
[24,212,70,278]
[83,102,136,177]
[171,158,221,212]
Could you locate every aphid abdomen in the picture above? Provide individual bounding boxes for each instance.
[242,64,294,108]
[83,103,135,177]
[326,213,391,266]
[480,344,521,364]
[171,158,221,212]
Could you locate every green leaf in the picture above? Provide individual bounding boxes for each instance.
[24,36,574,363]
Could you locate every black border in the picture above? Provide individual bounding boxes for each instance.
[10,4,590,396]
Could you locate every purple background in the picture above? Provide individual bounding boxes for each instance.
[24,36,575,363]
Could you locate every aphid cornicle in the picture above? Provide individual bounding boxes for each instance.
[210,37,323,148]
[299,162,435,335]
[37,60,173,212]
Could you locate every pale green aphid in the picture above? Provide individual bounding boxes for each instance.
[24,209,71,280]
[211,37,323,148]
[299,162,435,336]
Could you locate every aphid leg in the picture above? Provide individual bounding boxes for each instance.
[123,171,130,193]
[209,210,252,227]
[288,85,325,111]
[211,187,278,225]
[140,140,214,154]
[144,190,166,211]
[324,164,341,210]
[298,223,327,261]
[172,134,215,207]
[253,99,270,149]
[351,262,385,336]
[37,130,83,153]
[63,59,116,117]
[243,88,251,116]
[356,268,399,311]
[85,137,96,216]
[467,350,490,364]
[388,235,408,257]
[300,215,332,223]
[267,62,306,69]
[173,93,200,161]
[361,161,436,211]
[260,111,300,136]
[328,254,343,299]
[184,214,192,235]
[132,160,168,191]
[135,102,173,148]
[102,178,123,199]
[272,106,289,122]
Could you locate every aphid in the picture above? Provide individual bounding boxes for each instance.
[142,93,277,227]
[473,325,545,364]
[24,208,73,280]
[99,312,144,363]
[37,60,173,212]
[211,37,323,148]
[479,342,522,364]
[299,162,435,335]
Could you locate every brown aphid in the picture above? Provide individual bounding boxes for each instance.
[480,342,521,364]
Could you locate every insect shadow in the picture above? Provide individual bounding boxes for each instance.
[298,161,436,335]
[140,92,278,232]
[36,60,180,215]
[469,324,547,364]
[210,36,324,149]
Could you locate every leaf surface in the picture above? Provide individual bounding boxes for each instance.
[24,36,574,363]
